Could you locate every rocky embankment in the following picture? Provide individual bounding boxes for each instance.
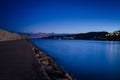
[31,42,75,80]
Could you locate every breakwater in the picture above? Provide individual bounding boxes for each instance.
[30,41,76,80]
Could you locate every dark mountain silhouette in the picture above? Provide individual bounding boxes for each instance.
[44,30,120,41]
[44,31,108,40]
[68,32,108,40]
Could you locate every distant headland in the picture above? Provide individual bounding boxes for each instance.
[43,30,120,41]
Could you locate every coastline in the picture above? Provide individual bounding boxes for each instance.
[29,40,76,80]
[0,29,75,80]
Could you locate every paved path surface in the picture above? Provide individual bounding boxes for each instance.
[0,40,49,80]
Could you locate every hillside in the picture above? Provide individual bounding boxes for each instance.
[44,30,120,41]
[44,32,108,40]
[94,30,120,41]
[0,29,22,41]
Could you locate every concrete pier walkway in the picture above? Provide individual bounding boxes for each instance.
[0,40,49,80]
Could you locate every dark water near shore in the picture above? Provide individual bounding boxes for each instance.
[31,39,120,80]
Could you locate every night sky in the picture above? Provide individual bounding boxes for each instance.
[0,0,120,33]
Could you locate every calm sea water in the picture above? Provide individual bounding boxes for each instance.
[31,39,120,80]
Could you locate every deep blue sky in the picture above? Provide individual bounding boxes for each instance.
[0,0,120,33]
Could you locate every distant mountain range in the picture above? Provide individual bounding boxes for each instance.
[17,32,53,38]
[2,29,119,41]
[43,30,120,41]
[17,32,69,39]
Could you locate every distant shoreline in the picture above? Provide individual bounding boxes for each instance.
[31,38,120,42]
[42,31,120,41]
